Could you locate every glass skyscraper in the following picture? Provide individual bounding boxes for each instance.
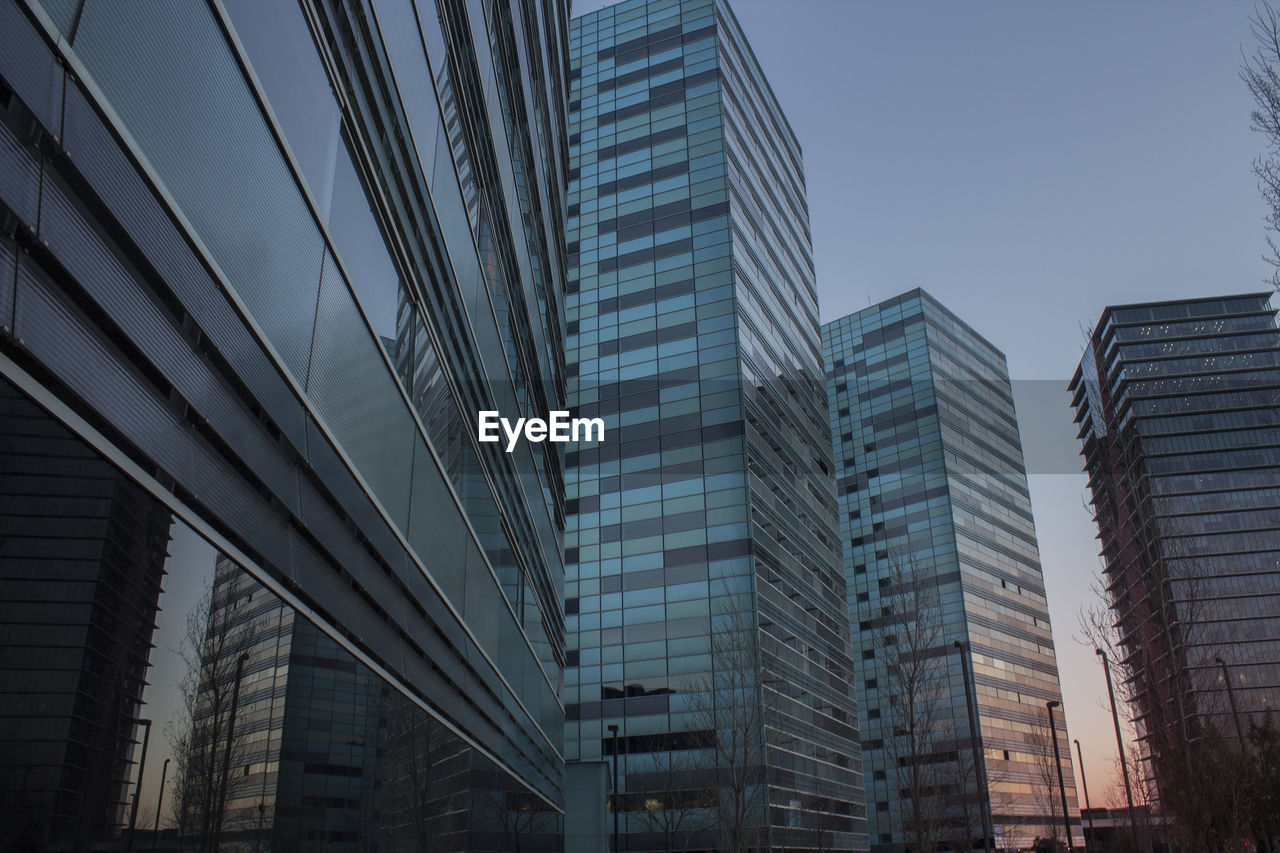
[0,0,570,848]
[565,1,865,850]
[825,290,1079,852]
[1070,294,1280,806]
[0,383,172,847]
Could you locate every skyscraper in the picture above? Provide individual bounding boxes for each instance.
[565,1,865,849]
[0,381,171,848]
[1070,293,1280,813]
[0,0,570,847]
[825,289,1079,852]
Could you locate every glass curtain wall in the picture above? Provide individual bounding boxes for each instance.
[565,1,864,850]
[1070,293,1280,803]
[0,0,571,847]
[826,290,1080,852]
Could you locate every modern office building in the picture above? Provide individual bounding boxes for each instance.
[825,290,1080,852]
[182,553,484,852]
[565,1,865,850]
[1070,294,1280,800]
[0,0,570,848]
[0,382,172,848]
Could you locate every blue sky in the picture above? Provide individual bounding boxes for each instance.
[575,0,1276,806]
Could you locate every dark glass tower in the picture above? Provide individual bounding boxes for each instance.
[1,0,570,847]
[565,1,865,850]
[1070,294,1280,802]
[0,381,171,848]
[825,290,1079,852]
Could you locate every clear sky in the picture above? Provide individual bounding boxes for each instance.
[573,0,1276,809]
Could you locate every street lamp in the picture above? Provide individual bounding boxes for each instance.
[1096,648,1142,852]
[952,640,994,853]
[152,757,170,851]
[1074,739,1094,852]
[1216,660,1272,853]
[608,723,620,853]
[1045,701,1073,851]
[213,651,250,853]
[1215,656,1246,744]
[125,718,152,853]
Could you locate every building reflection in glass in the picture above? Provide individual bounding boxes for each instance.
[0,378,171,848]
[0,376,561,852]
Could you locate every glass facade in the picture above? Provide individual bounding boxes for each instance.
[0,381,172,846]
[565,1,865,850]
[0,0,570,847]
[1069,294,1280,795]
[825,289,1080,852]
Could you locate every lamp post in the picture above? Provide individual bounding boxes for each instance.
[1215,660,1272,853]
[1045,701,1073,851]
[152,757,169,851]
[608,723,620,853]
[213,651,250,853]
[125,718,152,852]
[1215,656,1246,744]
[952,640,994,853]
[1073,739,1094,852]
[1097,649,1142,853]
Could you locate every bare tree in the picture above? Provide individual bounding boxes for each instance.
[944,734,1004,852]
[875,551,952,853]
[389,705,446,851]
[629,744,715,853]
[1242,1,1280,290]
[1029,712,1066,853]
[496,788,557,853]
[382,691,471,852]
[1248,713,1280,850]
[168,561,272,853]
[468,769,558,853]
[683,600,767,853]
[1079,542,1262,853]
[1102,741,1161,853]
